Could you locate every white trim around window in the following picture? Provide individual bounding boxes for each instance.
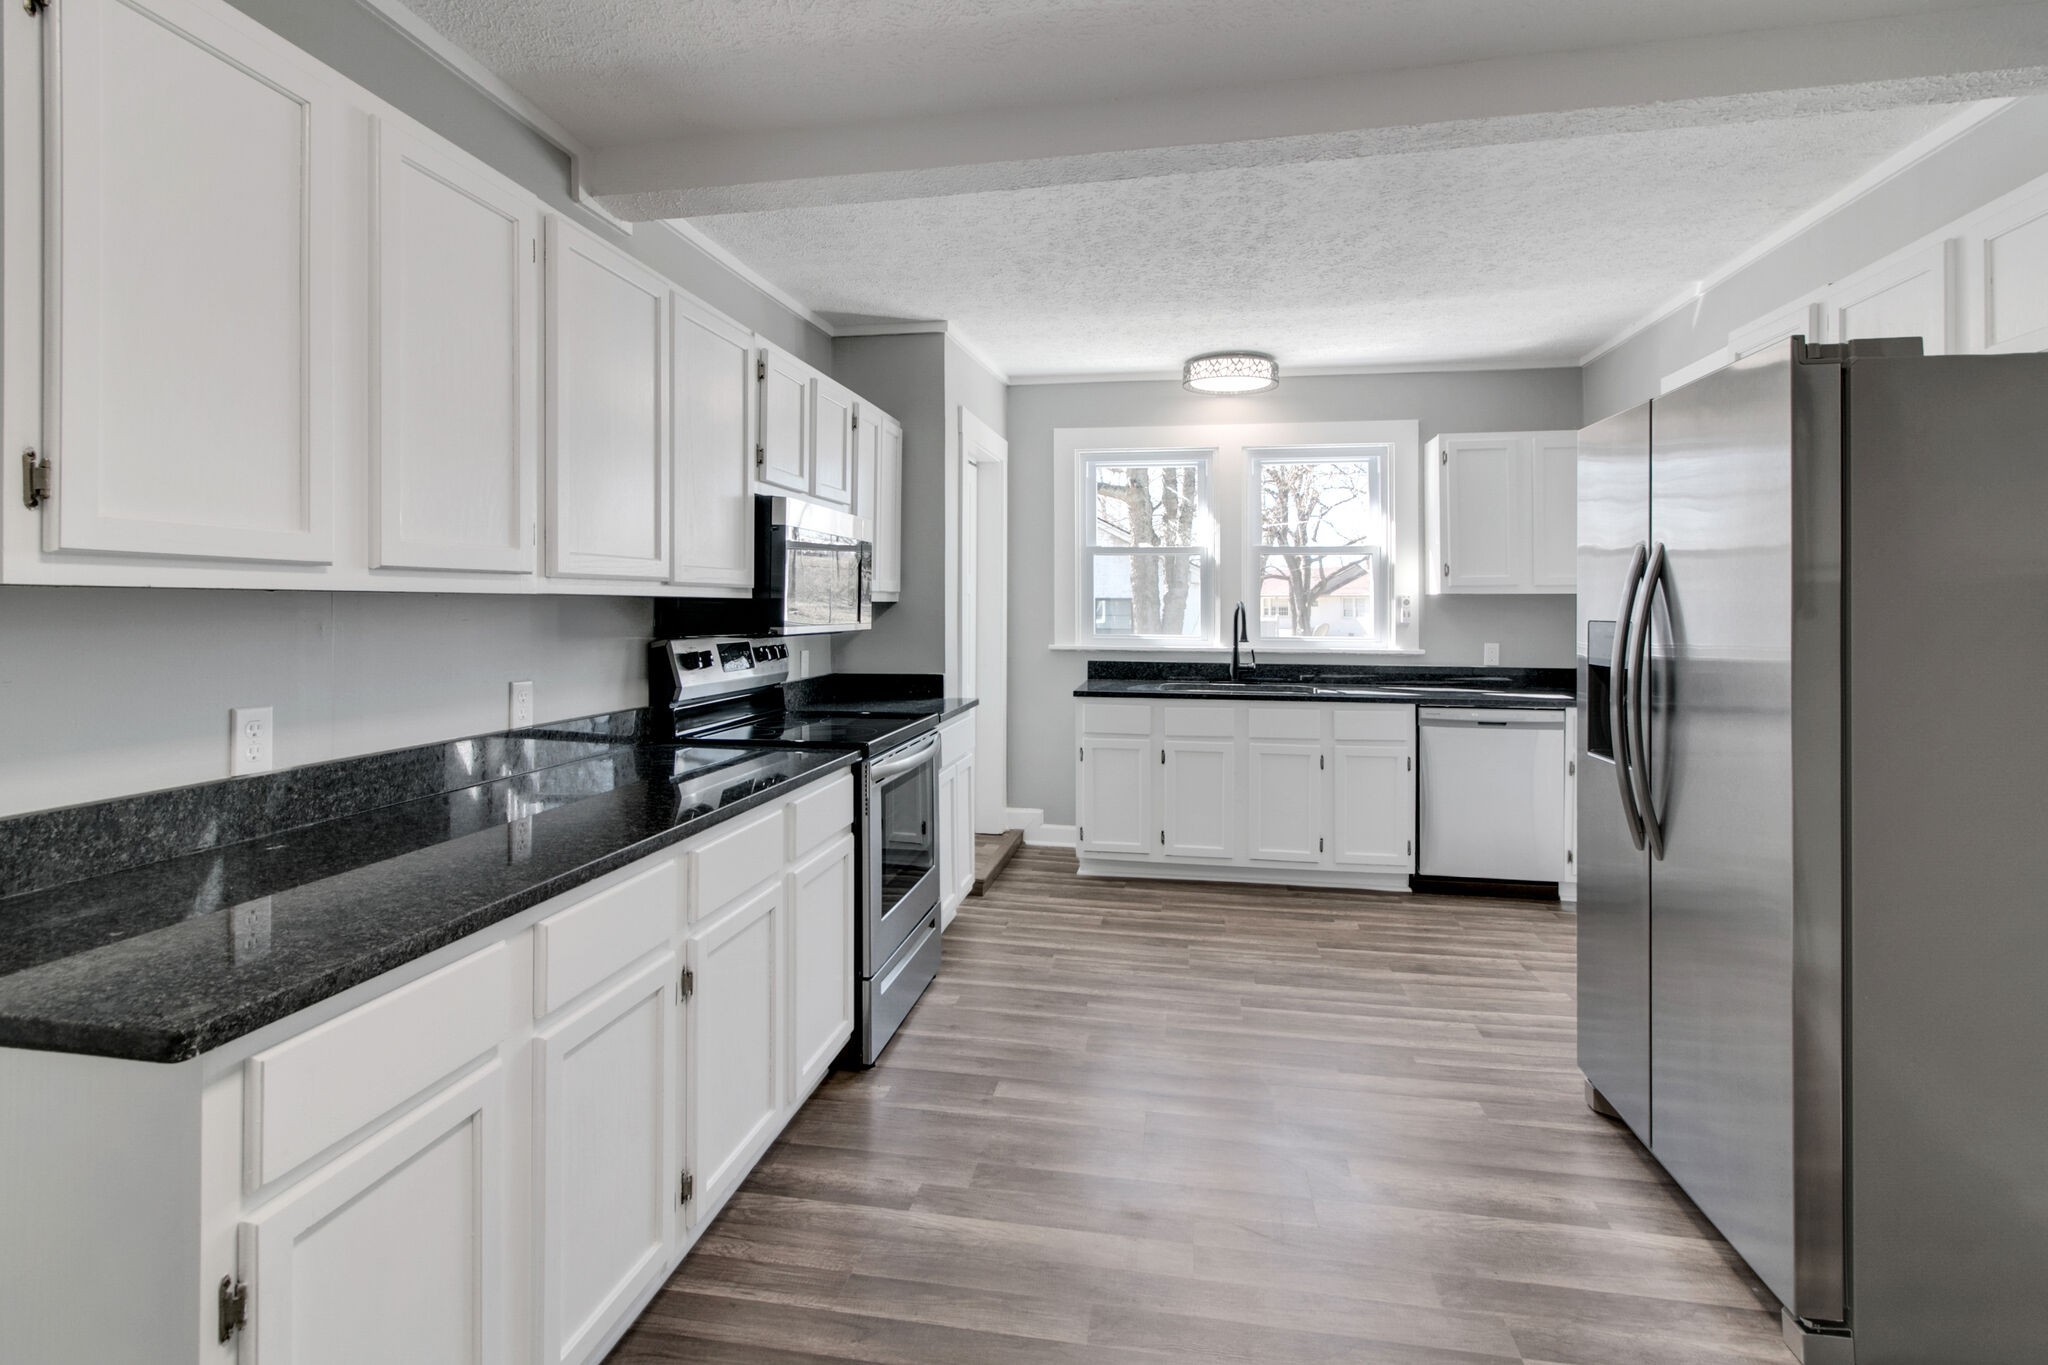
[1052,420,1423,653]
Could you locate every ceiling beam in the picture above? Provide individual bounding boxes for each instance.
[584,3,2048,220]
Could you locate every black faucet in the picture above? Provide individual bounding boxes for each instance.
[1230,602,1257,682]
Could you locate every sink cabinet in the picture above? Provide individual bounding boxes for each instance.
[1077,699,1416,890]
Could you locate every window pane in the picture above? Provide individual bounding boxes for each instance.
[1091,462,1204,548]
[1256,451,1382,549]
[1256,552,1377,640]
[1090,553,1205,637]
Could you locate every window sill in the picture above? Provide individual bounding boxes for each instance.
[1050,641,1425,655]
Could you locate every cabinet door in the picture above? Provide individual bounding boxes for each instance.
[1162,740,1235,860]
[787,833,855,1101]
[671,294,755,589]
[811,378,856,505]
[686,881,781,1221]
[1330,744,1413,870]
[1247,743,1325,863]
[536,955,678,1365]
[43,0,339,563]
[1077,737,1152,856]
[544,217,669,580]
[1528,432,1578,591]
[1833,240,1954,355]
[371,120,537,574]
[241,1064,504,1365]
[873,415,905,600]
[757,344,811,495]
[951,753,978,909]
[1439,437,1525,591]
[853,405,880,522]
[1974,183,2048,353]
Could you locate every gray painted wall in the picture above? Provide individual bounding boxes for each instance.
[1006,369,1582,825]
[0,0,842,817]
[1584,97,2048,421]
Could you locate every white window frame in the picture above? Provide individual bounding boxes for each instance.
[1246,444,1392,653]
[1076,449,1217,646]
[1053,420,1422,654]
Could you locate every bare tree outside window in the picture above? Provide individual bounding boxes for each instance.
[1085,456,1209,638]
[1253,449,1388,643]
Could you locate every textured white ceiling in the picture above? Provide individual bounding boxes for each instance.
[395,0,1997,145]
[685,104,1959,376]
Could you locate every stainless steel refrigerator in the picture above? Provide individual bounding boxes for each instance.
[1577,338,2048,1365]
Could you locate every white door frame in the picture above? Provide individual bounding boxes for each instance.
[959,407,1008,835]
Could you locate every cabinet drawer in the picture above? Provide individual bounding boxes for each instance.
[788,771,855,859]
[1081,702,1152,736]
[246,943,510,1187]
[1247,706,1322,741]
[690,806,785,920]
[533,856,679,1017]
[1162,705,1235,738]
[1333,706,1414,743]
[940,714,976,765]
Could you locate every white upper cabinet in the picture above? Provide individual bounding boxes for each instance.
[1528,432,1578,591]
[1426,431,1574,594]
[1974,184,2048,353]
[871,413,905,601]
[40,0,340,564]
[544,217,670,580]
[756,342,812,496]
[670,293,756,590]
[810,376,857,506]
[1432,436,1523,591]
[371,120,537,574]
[1832,240,1954,355]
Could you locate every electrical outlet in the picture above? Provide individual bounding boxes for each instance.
[1482,643,1501,666]
[509,680,534,729]
[793,647,809,681]
[229,897,274,964]
[230,707,273,775]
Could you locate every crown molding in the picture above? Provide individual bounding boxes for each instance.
[1576,96,2016,367]
[651,220,836,332]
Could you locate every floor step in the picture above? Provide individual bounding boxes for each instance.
[971,829,1025,895]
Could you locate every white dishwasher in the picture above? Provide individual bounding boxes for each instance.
[1417,708,1566,883]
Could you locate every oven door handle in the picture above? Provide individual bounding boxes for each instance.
[869,735,939,781]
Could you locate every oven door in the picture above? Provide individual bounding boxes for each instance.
[865,734,941,973]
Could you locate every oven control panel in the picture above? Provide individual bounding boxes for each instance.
[654,636,791,708]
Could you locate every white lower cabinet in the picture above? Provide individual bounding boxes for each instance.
[240,1063,505,1365]
[535,954,678,1365]
[786,833,856,1103]
[686,879,783,1222]
[937,714,979,928]
[1248,743,1325,863]
[0,769,857,1365]
[1077,699,1418,889]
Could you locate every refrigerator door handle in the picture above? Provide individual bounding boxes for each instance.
[1611,542,1649,851]
[1626,541,1668,860]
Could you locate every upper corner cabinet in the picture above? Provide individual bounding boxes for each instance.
[755,341,814,497]
[34,0,343,564]
[1425,430,1577,594]
[544,216,671,581]
[371,119,539,575]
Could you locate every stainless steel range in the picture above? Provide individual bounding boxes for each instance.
[650,636,941,1065]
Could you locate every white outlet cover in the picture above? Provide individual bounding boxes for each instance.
[1483,643,1501,666]
[230,706,273,776]
[509,680,534,729]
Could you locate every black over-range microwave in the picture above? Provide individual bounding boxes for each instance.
[654,495,872,638]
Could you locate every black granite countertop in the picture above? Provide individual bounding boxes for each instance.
[0,740,857,1063]
[793,696,979,723]
[1074,662,1573,709]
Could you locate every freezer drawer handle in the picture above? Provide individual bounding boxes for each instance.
[1625,542,1669,860]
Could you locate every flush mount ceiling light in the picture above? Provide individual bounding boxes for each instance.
[1183,351,1279,396]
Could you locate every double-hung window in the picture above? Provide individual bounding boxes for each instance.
[1081,451,1213,642]
[1250,445,1390,647]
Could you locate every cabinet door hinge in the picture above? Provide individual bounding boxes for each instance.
[1443,562,1451,578]
[1160,748,1165,764]
[21,448,50,509]
[1319,836,1325,853]
[1078,747,1083,762]
[1406,839,1413,856]
[1159,830,1165,845]
[1568,760,1576,777]
[678,966,694,1001]
[1078,825,1084,842]
[1567,849,1574,864]
[679,1169,695,1205]
[1441,450,1448,466]
[756,357,766,382]
[851,410,859,430]
[217,1275,249,1343]
[1406,755,1412,771]
[24,0,50,16]
[755,443,766,470]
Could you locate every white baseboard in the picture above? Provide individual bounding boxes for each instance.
[1003,806,1045,835]
[1025,823,1078,849]
[1075,857,1409,894]
[1558,882,1578,905]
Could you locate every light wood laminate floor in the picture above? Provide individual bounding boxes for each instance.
[611,849,1792,1364]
